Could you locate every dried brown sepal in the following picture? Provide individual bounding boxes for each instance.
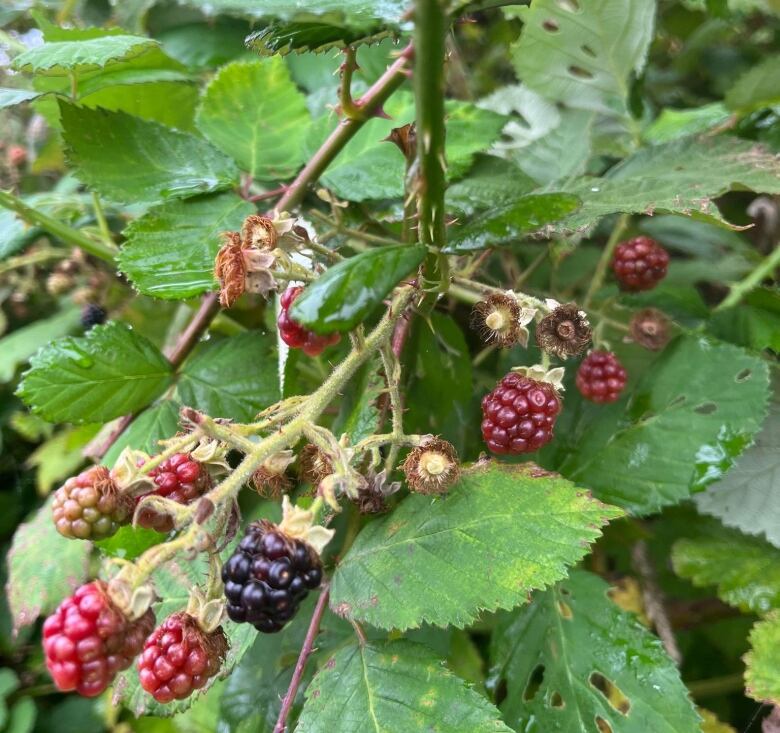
[629,308,671,351]
[251,468,292,499]
[471,293,527,348]
[298,444,333,488]
[178,611,229,662]
[535,303,592,359]
[241,215,277,250]
[354,468,401,514]
[402,438,460,495]
[214,231,245,308]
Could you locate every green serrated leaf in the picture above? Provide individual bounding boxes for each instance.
[560,137,780,231]
[491,570,701,733]
[119,193,255,300]
[0,306,81,383]
[672,524,780,615]
[559,336,770,516]
[643,103,732,144]
[297,639,513,733]
[103,400,181,466]
[178,332,280,421]
[196,58,311,180]
[247,21,391,56]
[330,462,622,630]
[512,0,656,118]
[443,193,581,253]
[290,245,426,334]
[305,92,506,201]
[745,612,780,704]
[59,101,238,204]
[17,321,173,424]
[6,496,91,633]
[725,56,780,113]
[696,402,780,548]
[0,88,42,108]
[12,35,158,74]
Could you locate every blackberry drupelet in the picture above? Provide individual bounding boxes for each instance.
[222,520,323,633]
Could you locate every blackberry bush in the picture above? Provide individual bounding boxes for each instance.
[3,2,779,731]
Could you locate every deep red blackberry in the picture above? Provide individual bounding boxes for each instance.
[42,580,154,698]
[611,236,669,292]
[576,350,627,403]
[136,453,212,532]
[481,373,561,454]
[52,466,132,540]
[138,612,227,703]
[277,286,340,357]
[222,520,323,633]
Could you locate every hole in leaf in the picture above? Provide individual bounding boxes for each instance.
[694,402,718,415]
[557,0,580,10]
[668,394,687,408]
[559,587,571,596]
[589,672,631,715]
[736,368,752,382]
[581,44,596,57]
[595,716,613,733]
[542,18,560,31]
[568,65,594,79]
[524,664,546,701]
[550,691,564,708]
[557,600,573,619]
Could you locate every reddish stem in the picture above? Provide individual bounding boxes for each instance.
[247,185,289,203]
[273,585,331,733]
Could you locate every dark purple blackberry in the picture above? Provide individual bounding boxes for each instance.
[81,303,107,329]
[222,520,323,633]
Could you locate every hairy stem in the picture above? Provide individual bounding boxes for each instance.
[273,585,331,733]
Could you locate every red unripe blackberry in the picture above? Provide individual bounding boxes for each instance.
[611,236,669,292]
[481,373,561,455]
[136,453,212,532]
[52,466,132,540]
[277,286,340,357]
[576,350,627,403]
[138,613,227,703]
[222,520,323,633]
[42,581,154,698]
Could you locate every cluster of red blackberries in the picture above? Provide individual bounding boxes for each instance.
[222,520,323,633]
[278,286,340,356]
[43,582,226,702]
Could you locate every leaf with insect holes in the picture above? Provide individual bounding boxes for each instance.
[296,639,513,733]
[559,137,780,231]
[59,101,238,204]
[119,192,255,300]
[12,35,159,74]
[696,403,780,548]
[330,462,622,630]
[491,570,700,733]
[196,58,311,180]
[290,245,426,334]
[6,496,91,633]
[17,321,173,424]
[557,336,770,516]
[512,0,656,118]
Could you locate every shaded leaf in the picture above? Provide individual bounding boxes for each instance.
[247,21,391,56]
[196,59,310,180]
[59,101,238,204]
[25,424,99,494]
[443,193,581,253]
[297,639,513,733]
[709,288,780,352]
[119,193,255,300]
[6,496,91,633]
[17,321,173,424]
[103,399,181,466]
[643,103,732,144]
[332,355,383,444]
[725,56,780,113]
[559,336,770,515]
[178,332,280,421]
[330,462,622,630]
[491,570,700,733]
[290,245,426,334]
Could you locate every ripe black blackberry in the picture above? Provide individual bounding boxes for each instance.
[81,303,107,328]
[222,520,323,633]
[481,372,561,454]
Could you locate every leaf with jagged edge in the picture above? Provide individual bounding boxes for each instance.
[246,22,394,56]
[296,639,513,733]
[330,462,622,630]
[746,612,780,705]
[491,570,701,733]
